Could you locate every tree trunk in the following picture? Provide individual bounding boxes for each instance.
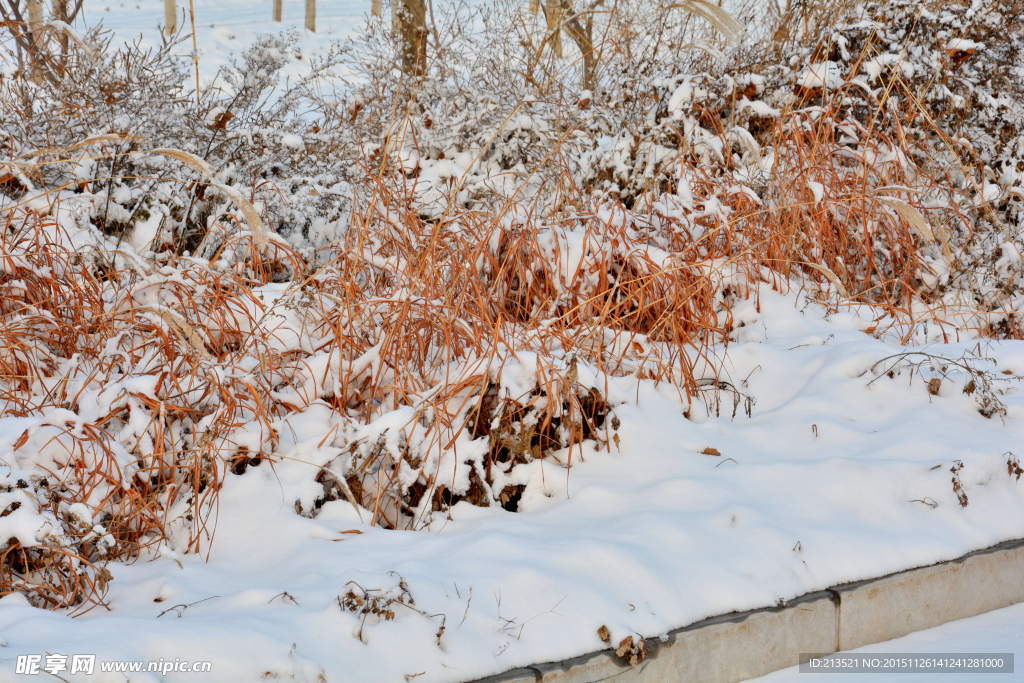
[396,0,426,76]
[273,0,282,22]
[556,0,595,90]
[54,0,68,73]
[305,0,315,32]
[25,0,45,82]
[27,0,43,37]
[164,0,176,34]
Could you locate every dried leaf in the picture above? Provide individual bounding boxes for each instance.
[680,40,727,61]
[615,636,634,658]
[598,625,610,643]
[950,460,969,508]
[928,378,941,396]
[614,635,648,668]
[96,567,113,591]
[1008,454,1023,482]
[565,356,579,386]
[702,447,721,456]
[138,305,211,359]
[876,195,935,244]
[65,132,144,152]
[210,110,235,130]
[802,262,849,299]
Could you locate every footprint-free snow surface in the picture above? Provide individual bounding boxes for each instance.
[3,286,1024,682]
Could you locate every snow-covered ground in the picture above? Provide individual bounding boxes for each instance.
[3,285,1024,682]
[754,601,1024,683]
[89,0,369,83]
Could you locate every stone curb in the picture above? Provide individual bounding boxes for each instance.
[471,537,1024,683]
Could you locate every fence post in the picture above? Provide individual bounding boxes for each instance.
[305,0,315,31]
[164,0,176,33]
[273,0,282,22]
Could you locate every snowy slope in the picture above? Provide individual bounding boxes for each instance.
[2,287,1024,682]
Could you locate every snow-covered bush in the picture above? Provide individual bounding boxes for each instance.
[1,27,356,257]
[587,0,1024,336]
[336,0,1024,335]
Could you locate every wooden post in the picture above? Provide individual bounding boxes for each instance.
[397,0,426,76]
[164,0,176,34]
[27,0,43,37]
[305,0,315,31]
[24,0,45,83]
[273,0,282,22]
[545,0,562,58]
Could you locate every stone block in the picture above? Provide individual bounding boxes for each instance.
[836,540,1024,651]
[530,592,837,683]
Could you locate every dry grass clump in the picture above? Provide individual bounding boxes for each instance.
[0,209,287,608]
[297,183,726,529]
[0,156,724,605]
[1,0,1023,609]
